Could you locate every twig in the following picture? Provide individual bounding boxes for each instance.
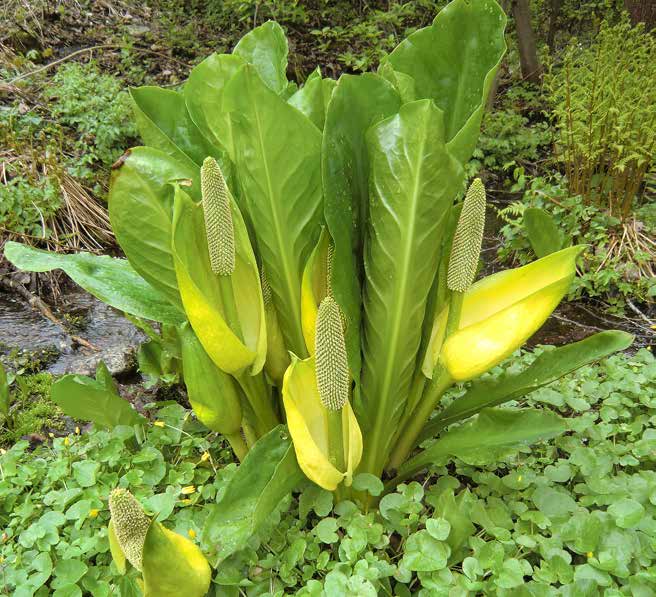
[8,44,191,85]
[0,275,99,351]
[625,299,654,326]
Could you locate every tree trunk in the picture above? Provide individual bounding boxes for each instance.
[512,0,542,84]
[624,0,656,30]
[547,0,562,50]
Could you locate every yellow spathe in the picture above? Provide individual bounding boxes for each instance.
[282,355,362,491]
[426,245,584,381]
[172,187,266,375]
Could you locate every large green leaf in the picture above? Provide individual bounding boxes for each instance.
[358,100,463,476]
[108,147,198,309]
[420,330,633,442]
[223,65,323,355]
[202,426,303,566]
[322,73,401,386]
[51,374,145,429]
[524,207,565,257]
[399,408,566,479]
[233,21,290,95]
[288,68,336,130]
[131,86,224,170]
[3,242,184,324]
[382,0,506,164]
[184,53,245,161]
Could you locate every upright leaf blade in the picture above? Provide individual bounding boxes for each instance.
[223,65,323,355]
[185,53,245,161]
[524,207,565,257]
[0,362,9,418]
[382,0,506,164]
[51,375,145,429]
[420,330,633,441]
[109,147,198,309]
[202,426,303,565]
[131,86,225,170]
[233,21,290,95]
[322,74,401,385]
[359,100,463,475]
[288,68,336,130]
[4,242,184,324]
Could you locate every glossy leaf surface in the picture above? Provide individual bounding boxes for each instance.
[233,21,290,95]
[223,65,323,355]
[185,52,245,160]
[382,0,506,164]
[202,426,303,565]
[322,73,401,381]
[108,146,199,309]
[131,86,223,170]
[4,242,184,324]
[359,100,463,473]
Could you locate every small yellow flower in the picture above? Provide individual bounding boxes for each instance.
[0,556,4,564]
[188,529,196,539]
[75,427,80,435]
[181,499,192,506]
[587,552,593,558]
[49,433,55,439]
[89,509,99,518]
[200,452,210,463]
[181,485,196,495]
[154,421,166,428]
[64,437,70,446]
[517,475,523,482]
[0,448,6,455]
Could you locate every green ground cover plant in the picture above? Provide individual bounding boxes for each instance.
[1,349,654,595]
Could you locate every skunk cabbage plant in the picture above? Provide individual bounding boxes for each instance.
[5,0,632,573]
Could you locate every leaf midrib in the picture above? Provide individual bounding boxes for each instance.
[369,112,430,462]
[248,73,302,350]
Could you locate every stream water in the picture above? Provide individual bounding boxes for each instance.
[0,289,145,376]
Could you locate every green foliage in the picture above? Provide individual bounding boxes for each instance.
[545,19,656,220]
[0,372,62,445]
[469,107,551,177]
[497,174,656,310]
[2,351,655,594]
[0,175,61,238]
[0,61,136,240]
[47,62,137,183]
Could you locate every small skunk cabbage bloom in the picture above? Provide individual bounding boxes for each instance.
[424,245,584,381]
[301,229,332,354]
[108,489,211,597]
[171,159,266,375]
[282,352,362,491]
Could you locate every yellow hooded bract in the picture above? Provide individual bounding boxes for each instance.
[282,355,362,491]
[172,187,266,375]
[141,521,211,597]
[424,245,584,381]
